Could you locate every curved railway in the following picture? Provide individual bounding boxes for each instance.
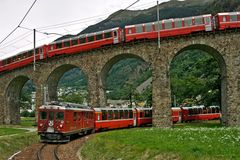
[37,144,60,160]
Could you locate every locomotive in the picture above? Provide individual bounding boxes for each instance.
[1,12,240,73]
[37,102,221,142]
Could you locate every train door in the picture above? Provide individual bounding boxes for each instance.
[133,110,137,127]
[204,16,213,31]
[113,30,119,44]
[40,48,44,59]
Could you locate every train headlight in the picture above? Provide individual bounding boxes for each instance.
[59,124,63,128]
[39,123,43,127]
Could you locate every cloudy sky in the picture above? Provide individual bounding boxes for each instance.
[0,0,169,59]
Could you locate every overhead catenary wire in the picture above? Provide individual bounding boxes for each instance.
[0,0,37,45]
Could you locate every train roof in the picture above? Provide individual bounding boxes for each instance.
[125,14,212,28]
[93,107,136,112]
[39,102,93,111]
[51,27,121,44]
[217,12,240,16]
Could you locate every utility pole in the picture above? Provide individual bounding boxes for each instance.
[157,0,161,52]
[33,29,36,71]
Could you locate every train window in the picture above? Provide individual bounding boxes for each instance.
[35,49,39,55]
[145,23,152,32]
[184,18,192,26]
[140,112,144,117]
[145,110,151,117]
[195,17,203,25]
[223,16,227,22]
[154,22,162,31]
[128,28,132,34]
[56,42,62,49]
[108,110,113,120]
[135,25,143,33]
[120,110,124,119]
[124,110,129,119]
[114,110,118,119]
[80,37,86,44]
[102,110,107,120]
[164,20,172,29]
[149,110,152,117]
[49,112,54,120]
[64,41,70,47]
[129,110,133,118]
[7,58,11,64]
[96,34,103,40]
[72,39,78,46]
[104,32,112,38]
[114,31,117,37]
[97,113,100,121]
[204,17,211,24]
[174,19,182,28]
[88,35,94,42]
[74,112,77,121]
[56,112,64,120]
[40,112,47,120]
[3,60,7,65]
[230,15,238,21]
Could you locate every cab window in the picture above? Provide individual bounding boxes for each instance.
[40,111,47,120]
[49,111,54,120]
[56,112,64,120]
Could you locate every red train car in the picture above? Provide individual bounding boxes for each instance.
[48,27,122,57]
[172,107,182,123]
[0,45,48,73]
[181,105,221,122]
[93,108,136,132]
[125,14,213,42]
[215,12,240,30]
[135,108,152,126]
[38,102,94,142]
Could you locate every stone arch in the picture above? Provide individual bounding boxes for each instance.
[4,75,33,124]
[169,44,227,124]
[46,64,88,103]
[99,53,150,107]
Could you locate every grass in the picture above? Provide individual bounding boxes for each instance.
[0,117,38,159]
[81,121,240,160]
[0,128,28,136]
[0,132,39,160]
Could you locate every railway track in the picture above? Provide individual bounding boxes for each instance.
[37,143,60,160]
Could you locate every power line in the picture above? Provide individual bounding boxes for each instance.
[108,0,140,21]
[0,0,37,45]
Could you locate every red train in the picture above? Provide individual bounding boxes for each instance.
[37,102,220,142]
[1,12,240,73]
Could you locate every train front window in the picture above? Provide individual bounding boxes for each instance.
[40,112,47,120]
[49,111,54,120]
[56,112,64,120]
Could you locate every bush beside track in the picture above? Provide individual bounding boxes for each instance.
[81,126,240,160]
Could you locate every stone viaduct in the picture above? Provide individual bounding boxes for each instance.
[0,31,240,127]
